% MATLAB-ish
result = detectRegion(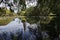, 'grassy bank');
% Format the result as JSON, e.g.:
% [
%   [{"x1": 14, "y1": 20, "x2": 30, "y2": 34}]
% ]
[
  {"x1": 0, "y1": 17, "x2": 13, "y2": 25},
  {"x1": 0, "y1": 16, "x2": 26, "y2": 25}
]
